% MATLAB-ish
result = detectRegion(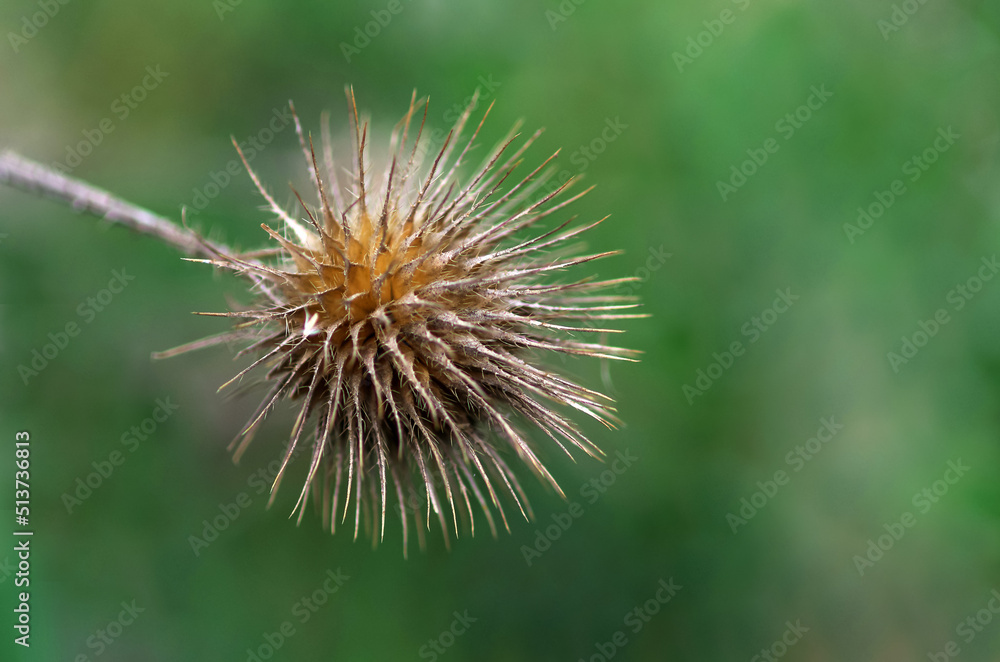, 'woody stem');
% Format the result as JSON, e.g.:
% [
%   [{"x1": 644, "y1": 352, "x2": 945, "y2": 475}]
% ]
[{"x1": 0, "y1": 150, "x2": 228, "y2": 257}]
